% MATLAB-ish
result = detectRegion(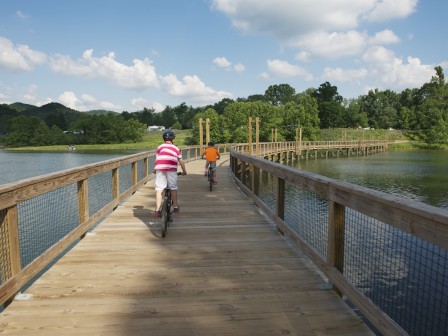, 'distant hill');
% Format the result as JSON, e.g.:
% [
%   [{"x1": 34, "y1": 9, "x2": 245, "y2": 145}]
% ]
[
  {"x1": 9, "y1": 102, "x2": 37, "y2": 112},
  {"x1": 86, "y1": 109, "x2": 120, "y2": 116}
]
